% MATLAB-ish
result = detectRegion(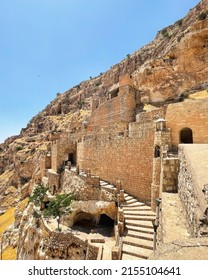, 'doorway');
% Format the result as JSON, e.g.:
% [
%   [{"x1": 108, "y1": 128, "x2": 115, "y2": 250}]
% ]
[{"x1": 180, "y1": 128, "x2": 193, "y2": 143}]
